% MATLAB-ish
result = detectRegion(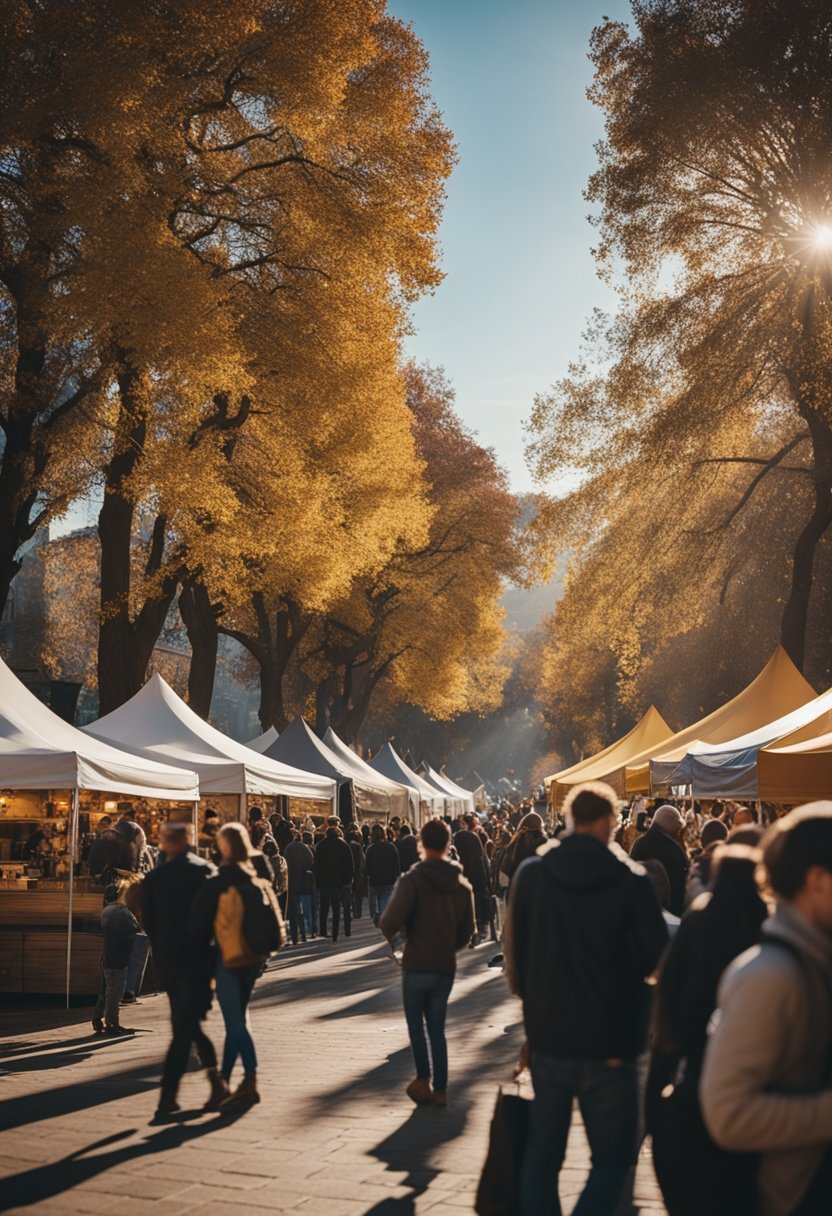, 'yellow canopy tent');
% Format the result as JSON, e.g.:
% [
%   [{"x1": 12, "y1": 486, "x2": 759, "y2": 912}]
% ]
[
  {"x1": 758, "y1": 696, "x2": 832, "y2": 803},
  {"x1": 546, "y1": 705, "x2": 672, "y2": 808},
  {"x1": 622, "y1": 646, "x2": 817, "y2": 795}
]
